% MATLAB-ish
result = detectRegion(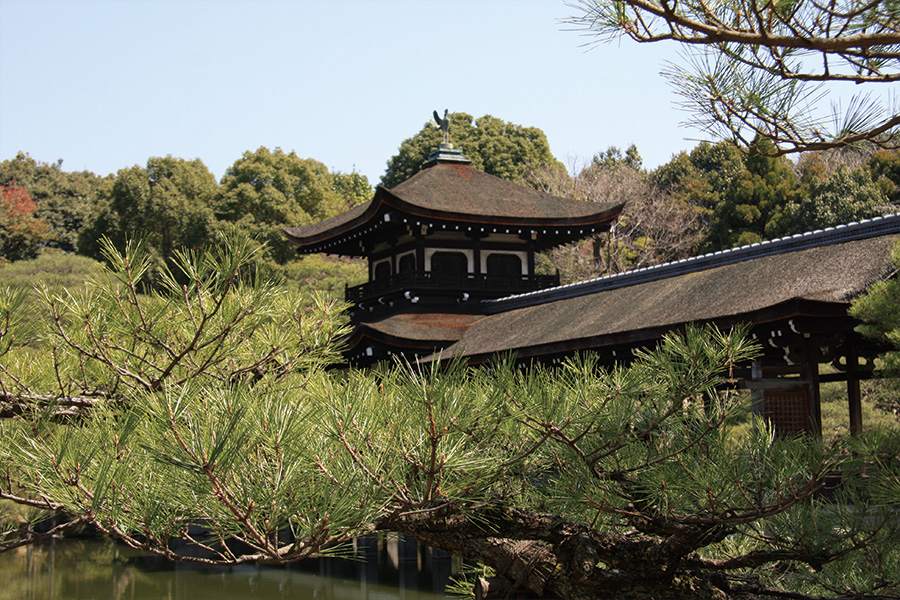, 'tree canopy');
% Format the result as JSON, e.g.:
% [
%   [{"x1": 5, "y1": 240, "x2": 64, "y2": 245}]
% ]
[
  {"x1": 381, "y1": 113, "x2": 566, "y2": 188},
  {"x1": 78, "y1": 156, "x2": 219, "y2": 275},
  {"x1": 1, "y1": 240, "x2": 898, "y2": 600},
  {"x1": 850, "y1": 240, "x2": 900, "y2": 380},
  {"x1": 650, "y1": 142, "x2": 898, "y2": 252},
  {"x1": 703, "y1": 139, "x2": 803, "y2": 249},
  {"x1": 567, "y1": 1, "x2": 900, "y2": 155},
  {"x1": 215, "y1": 147, "x2": 364, "y2": 264},
  {"x1": 791, "y1": 164, "x2": 887, "y2": 232},
  {"x1": 0, "y1": 152, "x2": 109, "y2": 253}
]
